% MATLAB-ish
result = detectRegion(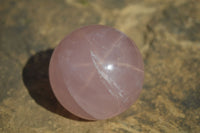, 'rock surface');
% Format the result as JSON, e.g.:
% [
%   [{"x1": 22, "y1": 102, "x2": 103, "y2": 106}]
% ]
[{"x1": 0, "y1": 0, "x2": 199, "y2": 132}]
